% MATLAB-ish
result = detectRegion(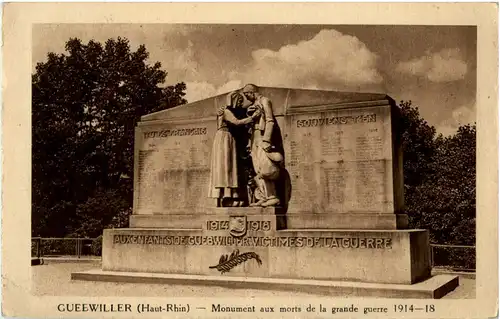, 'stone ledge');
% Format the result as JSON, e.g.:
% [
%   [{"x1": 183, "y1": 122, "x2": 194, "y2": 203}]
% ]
[
  {"x1": 71, "y1": 270, "x2": 459, "y2": 299},
  {"x1": 130, "y1": 214, "x2": 204, "y2": 229},
  {"x1": 205, "y1": 207, "x2": 285, "y2": 215},
  {"x1": 130, "y1": 211, "x2": 406, "y2": 230},
  {"x1": 130, "y1": 209, "x2": 287, "y2": 230},
  {"x1": 285, "y1": 213, "x2": 408, "y2": 230}
]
